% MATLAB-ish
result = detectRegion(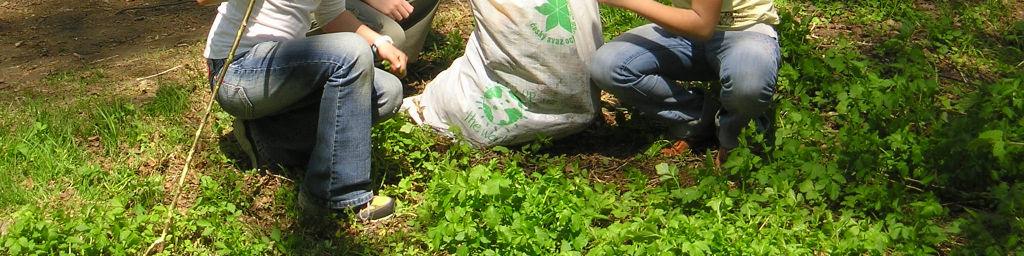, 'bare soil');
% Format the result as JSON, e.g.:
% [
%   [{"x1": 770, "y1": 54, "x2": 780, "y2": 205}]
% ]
[{"x1": 0, "y1": 0, "x2": 214, "y2": 92}]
